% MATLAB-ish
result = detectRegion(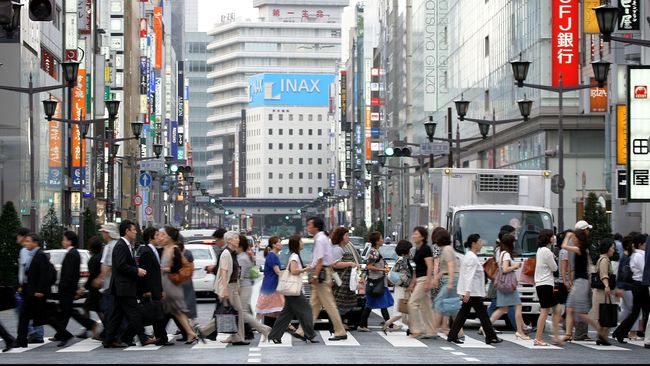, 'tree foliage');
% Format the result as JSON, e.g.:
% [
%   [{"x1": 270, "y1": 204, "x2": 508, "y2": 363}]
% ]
[
  {"x1": 582, "y1": 192, "x2": 614, "y2": 264},
  {"x1": 0, "y1": 201, "x2": 22, "y2": 286},
  {"x1": 83, "y1": 208, "x2": 99, "y2": 248},
  {"x1": 352, "y1": 222, "x2": 369, "y2": 241},
  {"x1": 40, "y1": 204, "x2": 63, "y2": 250}
]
